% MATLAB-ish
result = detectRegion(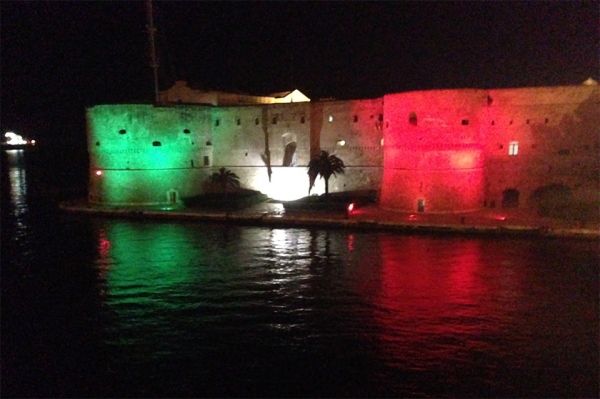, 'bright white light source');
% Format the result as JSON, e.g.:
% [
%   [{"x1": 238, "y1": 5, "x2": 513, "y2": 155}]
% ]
[
  {"x1": 328, "y1": 115, "x2": 333, "y2": 122},
  {"x1": 5, "y1": 132, "x2": 27, "y2": 145},
  {"x1": 336, "y1": 140, "x2": 345, "y2": 146},
  {"x1": 95, "y1": 170, "x2": 103, "y2": 176}
]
